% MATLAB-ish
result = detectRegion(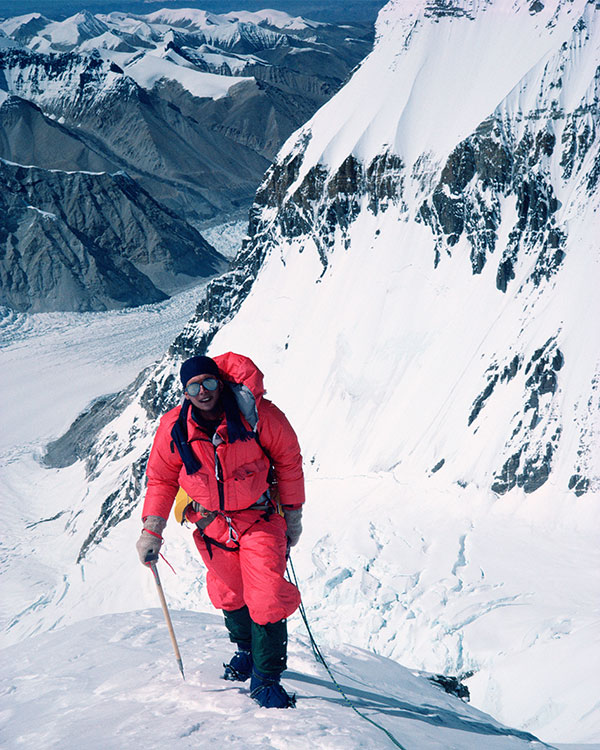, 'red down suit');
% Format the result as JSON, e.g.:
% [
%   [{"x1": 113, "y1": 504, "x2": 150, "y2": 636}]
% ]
[{"x1": 142, "y1": 352, "x2": 305, "y2": 624}]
